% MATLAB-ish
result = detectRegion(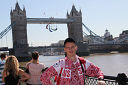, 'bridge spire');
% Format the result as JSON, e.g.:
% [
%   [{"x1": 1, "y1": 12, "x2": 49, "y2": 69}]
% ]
[
  {"x1": 66, "y1": 11, "x2": 69, "y2": 17},
  {"x1": 10, "y1": 9, "x2": 13, "y2": 16},
  {"x1": 23, "y1": 5, "x2": 26, "y2": 16},
  {"x1": 15, "y1": 2, "x2": 21, "y2": 11},
  {"x1": 70, "y1": 5, "x2": 82, "y2": 16},
  {"x1": 79, "y1": 9, "x2": 82, "y2": 16},
  {"x1": 70, "y1": 5, "x2": 77, "y2": 16}
]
